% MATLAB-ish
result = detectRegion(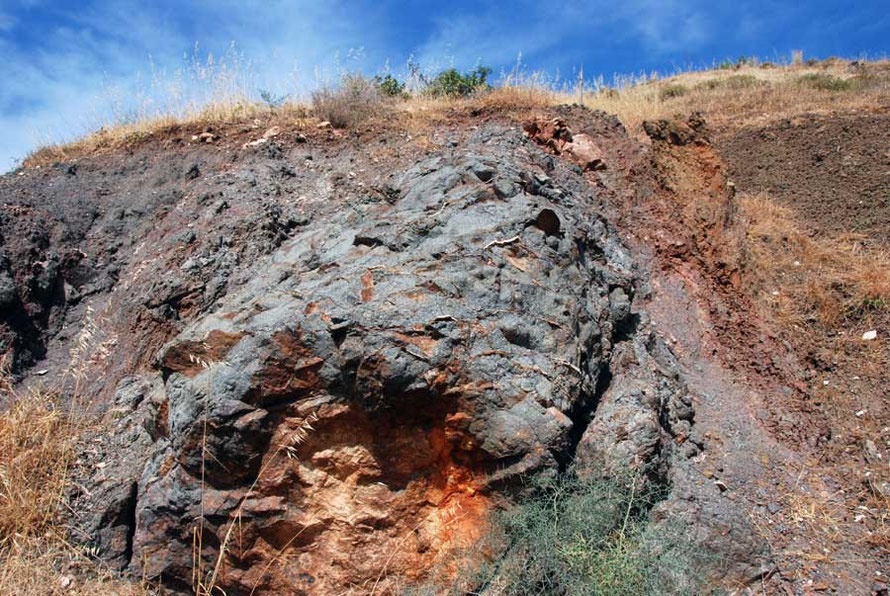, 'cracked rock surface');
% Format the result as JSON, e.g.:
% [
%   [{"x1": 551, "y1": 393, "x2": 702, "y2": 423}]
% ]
[{"x1": 3, "y1": 113, "x2": 768, "y2": 594}]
